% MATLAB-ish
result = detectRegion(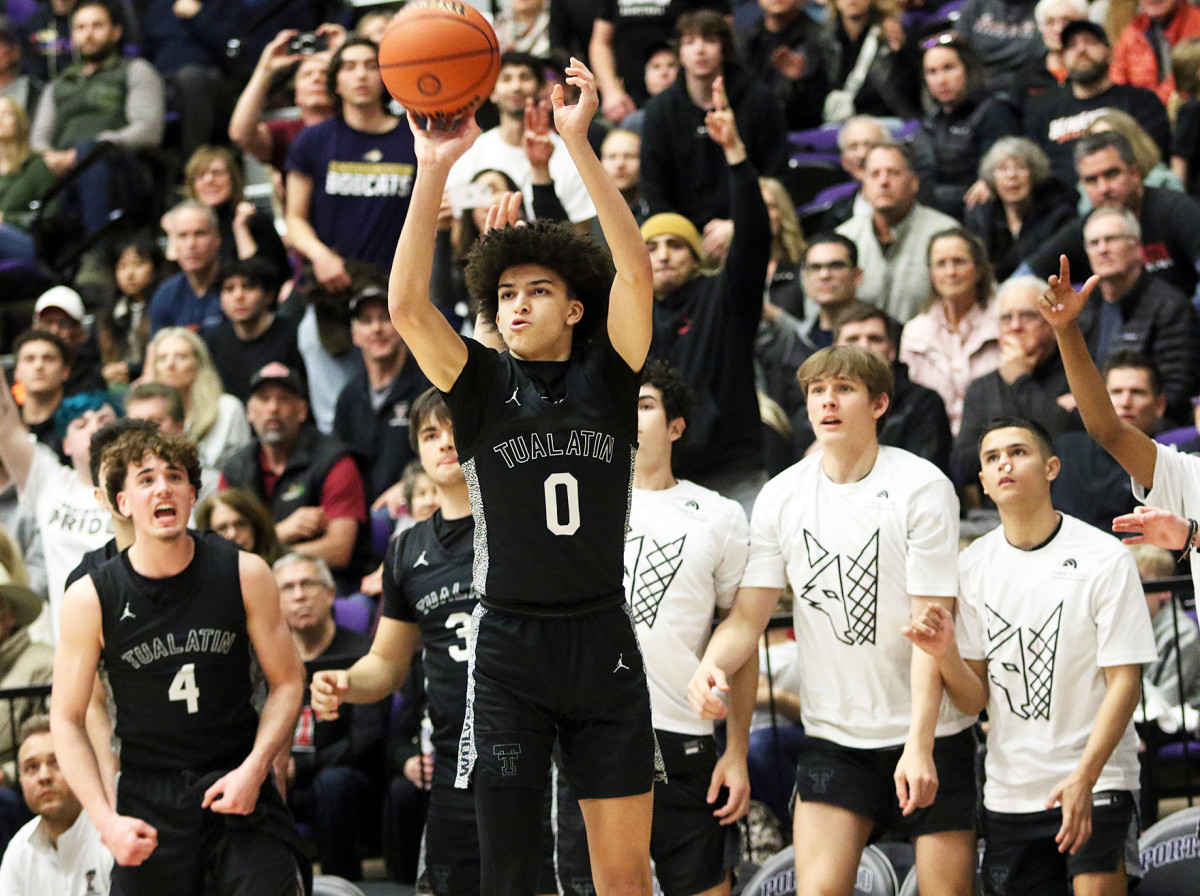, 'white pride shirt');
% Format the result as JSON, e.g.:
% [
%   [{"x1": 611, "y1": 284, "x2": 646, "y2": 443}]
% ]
[
  {"x1": 1133, "y1": 442, "x2": 1200, "y2": 600},
  {"x1": 21, "y1": 444, "x2": 114, "y2": 644},
  {"x1": 626, "y1": 480, "x2": 749, "y2": 735},
  {"x1": 742, "y1": 446, "x2": 972, "y2": 748},
  {"x1": 956, "y1": 514, "x2": 1157, "y2": 814}
]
